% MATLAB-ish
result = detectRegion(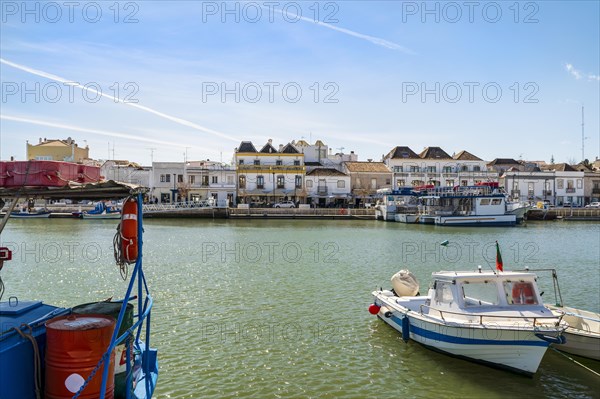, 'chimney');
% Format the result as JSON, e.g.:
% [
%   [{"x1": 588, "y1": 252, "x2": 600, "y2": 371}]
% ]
[
  {"x1": 279, "y1": 144, "x2": 284, "y2": 152},
  {"x1": 39, "y1": 137, "x2": 42, "y2": 143},
  {"x1": 268, "y1": 138, "x2": 273, "y2": 144},
  {"x1": 351, "y1": 151, "x2": 354, "y2": 154}
]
